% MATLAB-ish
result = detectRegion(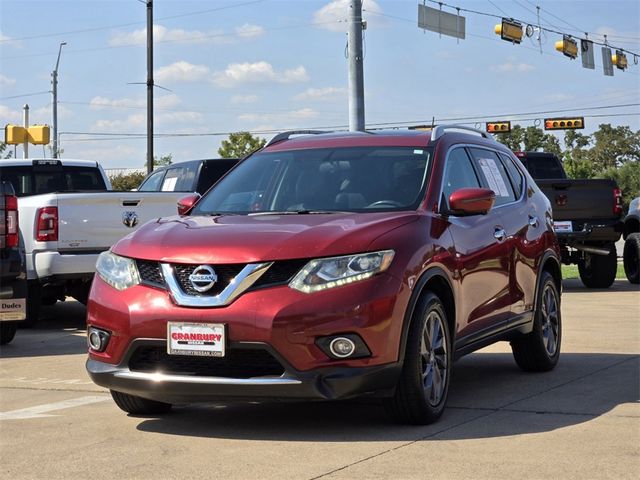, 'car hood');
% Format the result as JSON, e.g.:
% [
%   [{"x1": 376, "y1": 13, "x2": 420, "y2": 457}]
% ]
[{"x1": 112, "y1": 212, "x2": 419, "y2": 264}]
